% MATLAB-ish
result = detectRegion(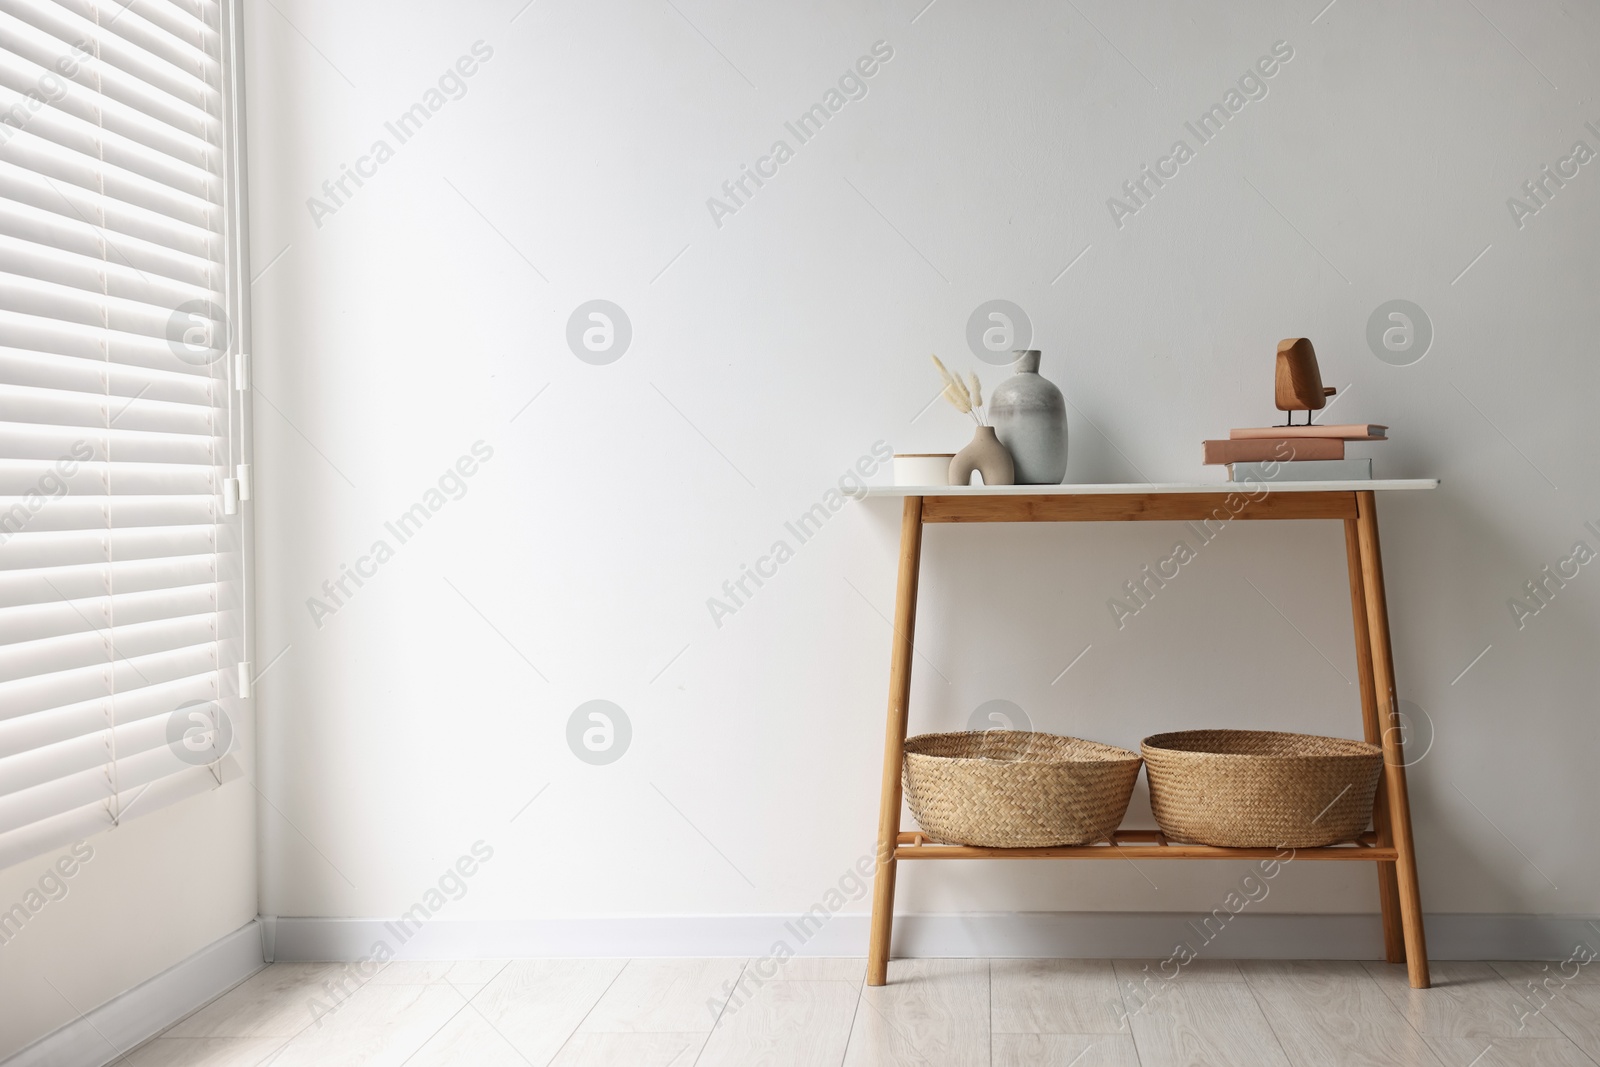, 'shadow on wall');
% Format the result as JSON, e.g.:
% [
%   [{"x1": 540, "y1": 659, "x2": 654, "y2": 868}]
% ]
[{"x1": 1388, "y1": 486, "x2": 1598, "y2": 916}]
